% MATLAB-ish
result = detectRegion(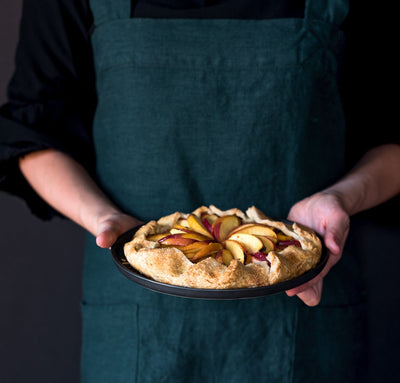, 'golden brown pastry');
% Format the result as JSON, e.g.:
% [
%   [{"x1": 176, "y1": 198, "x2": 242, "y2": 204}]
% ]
[{"x1": 123, "y1": 205, "x2": 322, "y2": 289}]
